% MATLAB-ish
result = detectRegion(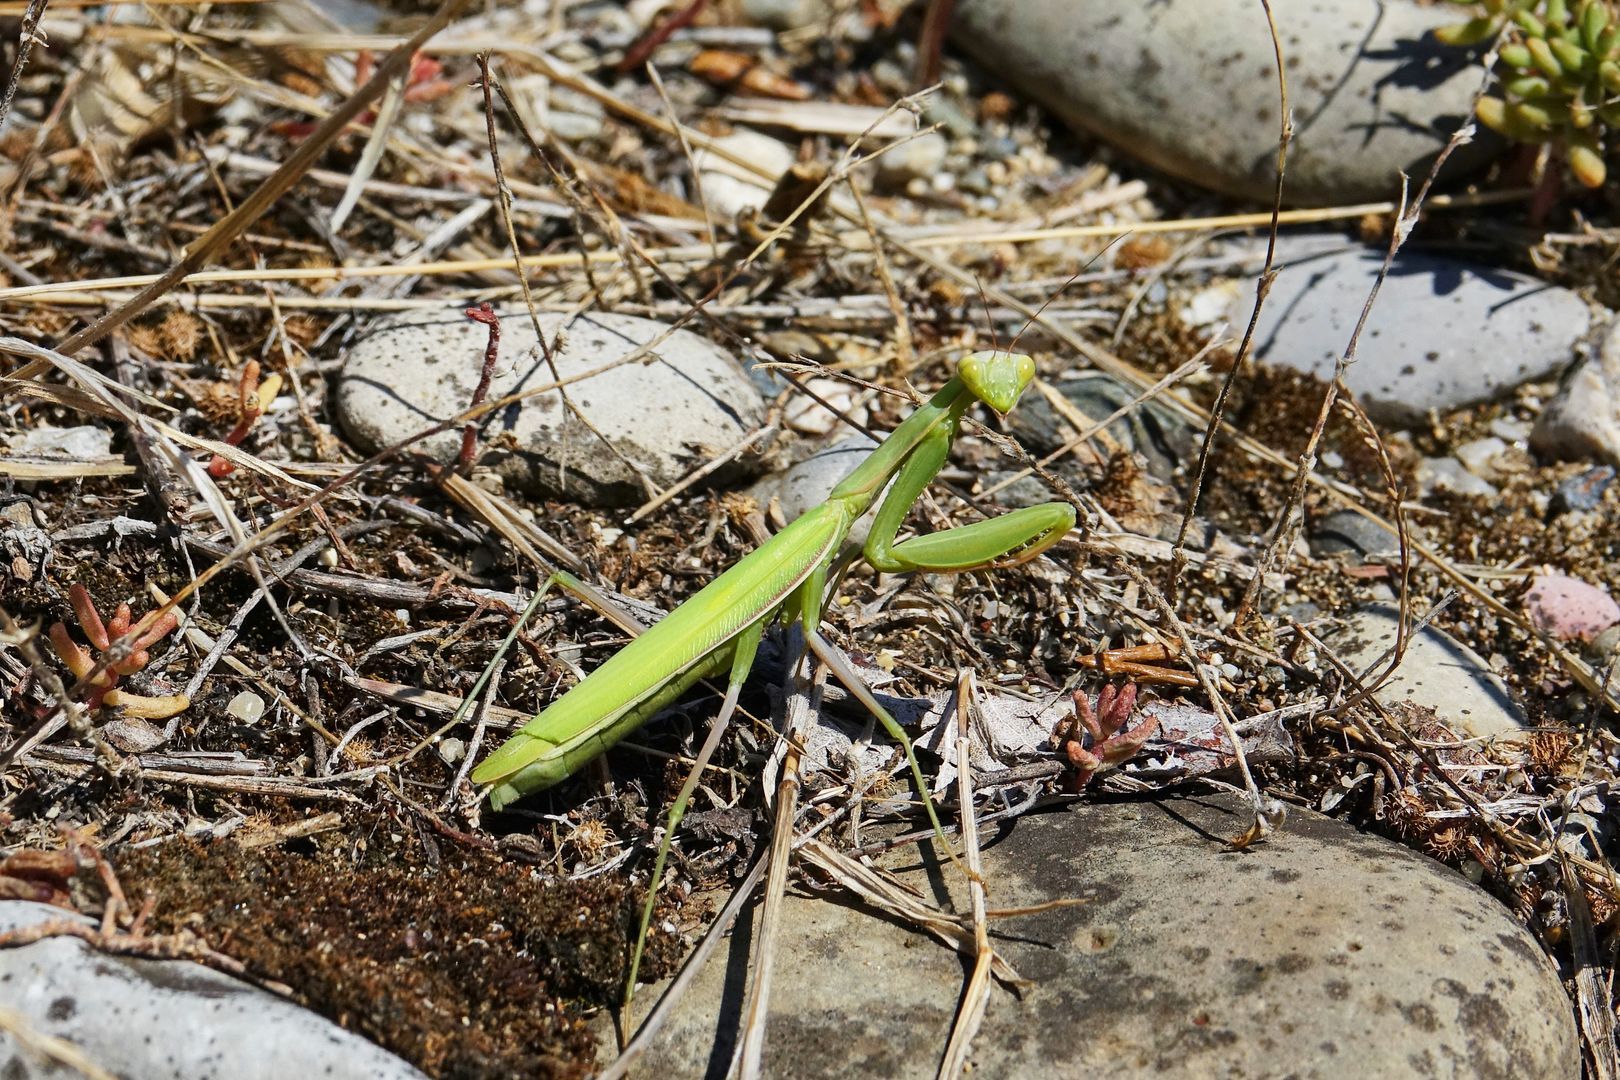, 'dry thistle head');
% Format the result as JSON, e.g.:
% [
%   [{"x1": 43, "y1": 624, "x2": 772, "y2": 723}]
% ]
[
  {"x1": 1425, "y1": 824, "x2": 1472, "y2": 861},
  {"x1": 1528, "y1": 727, "x2": 1581, "y2": 773},
  {"x1": 1382, "y1": 786, "x2": 1434, "y2": 839},
  {"x1": 157, "y1": 310, "x2": 203, "y2": 359},
  {"x1": 565, "y1": 816, "x2": 617, "y2": 864},
  {"x1": 719, "y1": 491, "x2": 760, "y2": 526},
  {"x1": 1437, "y1": 0, "x2": 1620, "y2": 186}
]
